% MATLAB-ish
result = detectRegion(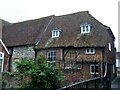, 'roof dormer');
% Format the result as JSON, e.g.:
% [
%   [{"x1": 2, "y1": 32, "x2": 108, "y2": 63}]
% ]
[
  {"x1": 51, "y1": 27, "x2": 61, "y2": 38},
  {"x1": 80, "y1": 23, "x2": 92, "y2": 34}
]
